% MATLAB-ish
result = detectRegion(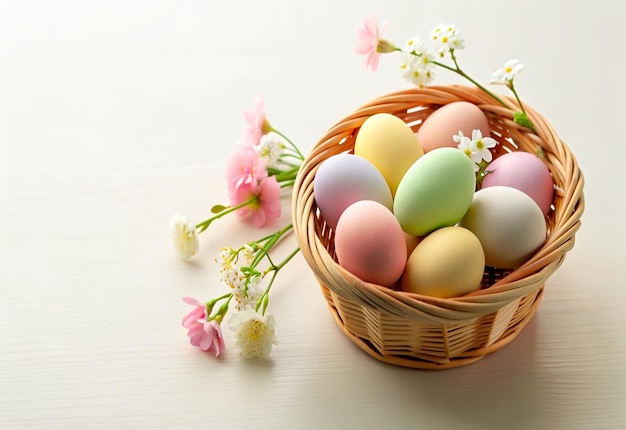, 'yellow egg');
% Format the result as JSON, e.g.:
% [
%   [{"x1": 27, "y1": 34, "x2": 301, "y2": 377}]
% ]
[
  {"x1": 354, "y1": 113, "x2": 423, "y2": 196},
  {"x1": 401, "y1": 226, "x2": 485, "y2": 299}
]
